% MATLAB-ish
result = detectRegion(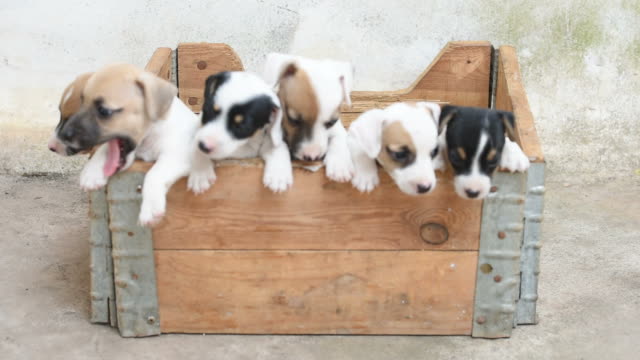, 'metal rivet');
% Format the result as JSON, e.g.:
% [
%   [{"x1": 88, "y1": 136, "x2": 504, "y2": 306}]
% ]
[
  {"x1": 480, "y1": 263, "x2": 493, "y2": 274},
  {"x1": 147, "y1": 316, "x2": 156, "y2": 325},
  {"x1": 197, "y1": 61, "x2": 207, "y2": 70},
  {"x1": 127, "y1": 232, "x2": 134, "y2": 237},
  {"x1": 420, "y1": 223, "x2": 449, "y2": 245},
  {"x1": 498, "y1": 231, "x2": 506, "y2": 239},
  {"x1": 188, "y1": 97, "x2": 199, "y2": 105},
  {"x1": 494, "y1": 275, "x2": 502, "y2": 283},
  {"x1": 490, "y1": 186, "x2": 498, "y2": 193},
  {"x1": 136, "y1": 185, "x2": 142, "y2": 193},
  {"x1": 476, "y1": 316, "x2": 486, "y2": 324}
]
